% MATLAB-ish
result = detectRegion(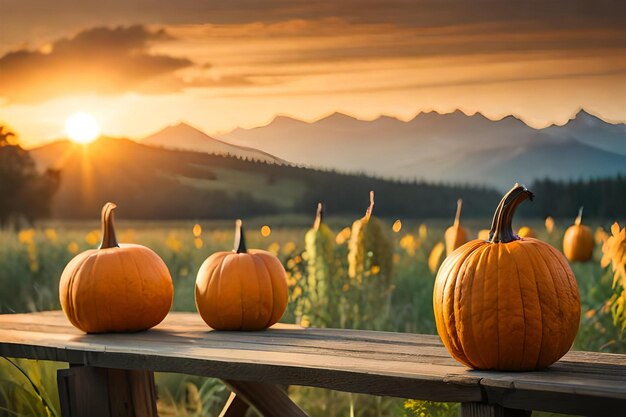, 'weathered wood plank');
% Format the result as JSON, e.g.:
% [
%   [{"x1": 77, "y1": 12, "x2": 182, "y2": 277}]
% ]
[{"x1": 2, "y1": 311, "x2": 626, "y2": 415}]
